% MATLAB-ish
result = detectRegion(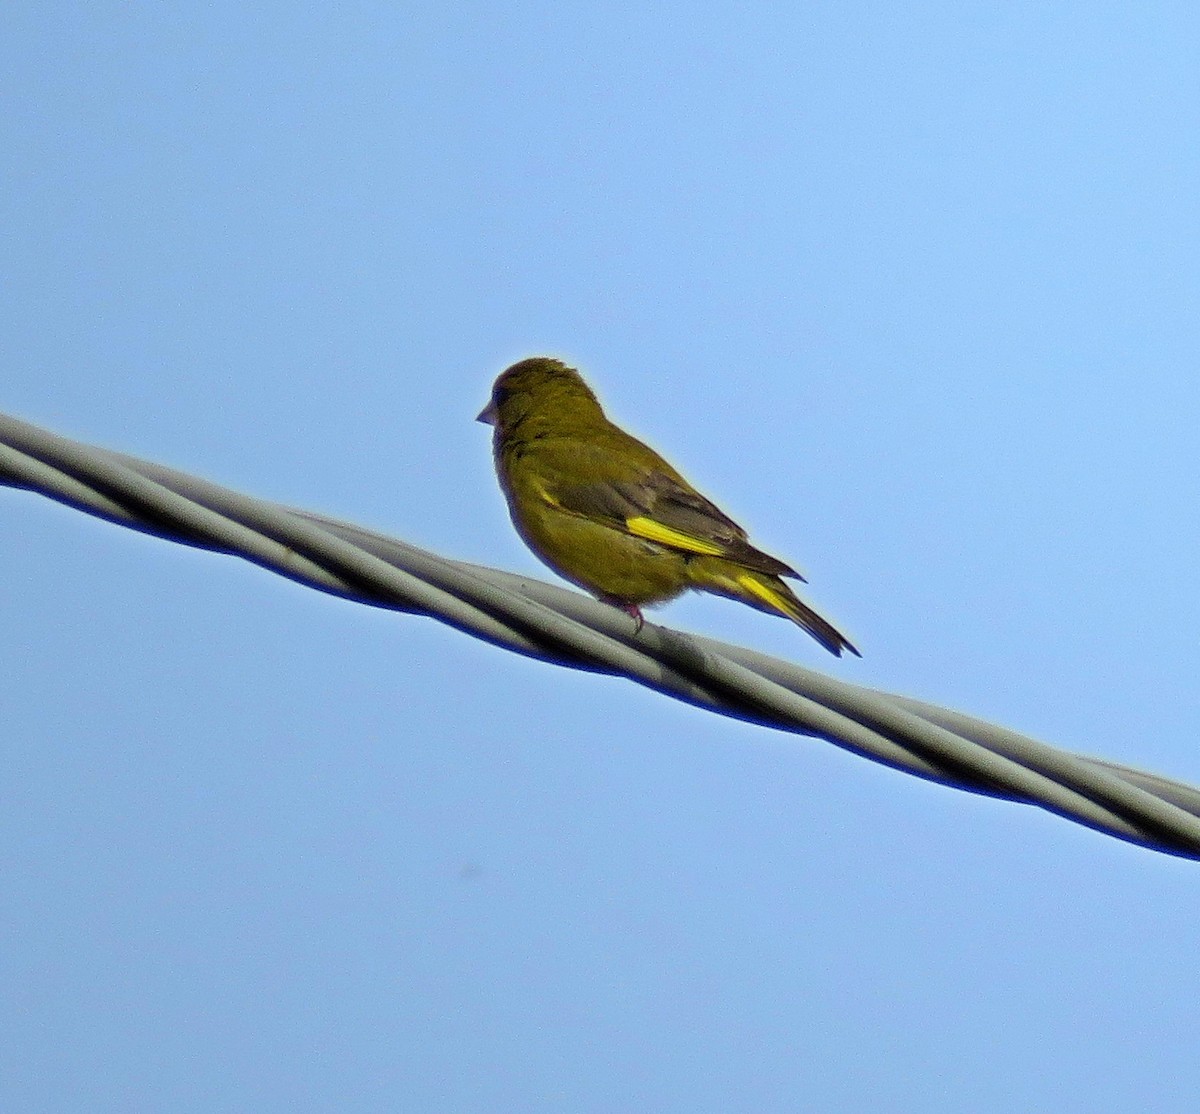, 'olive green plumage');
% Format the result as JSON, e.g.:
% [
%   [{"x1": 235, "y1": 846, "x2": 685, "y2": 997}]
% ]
[{"x1": 477, "y1": 357, "x2": 859, "y2": 657}]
